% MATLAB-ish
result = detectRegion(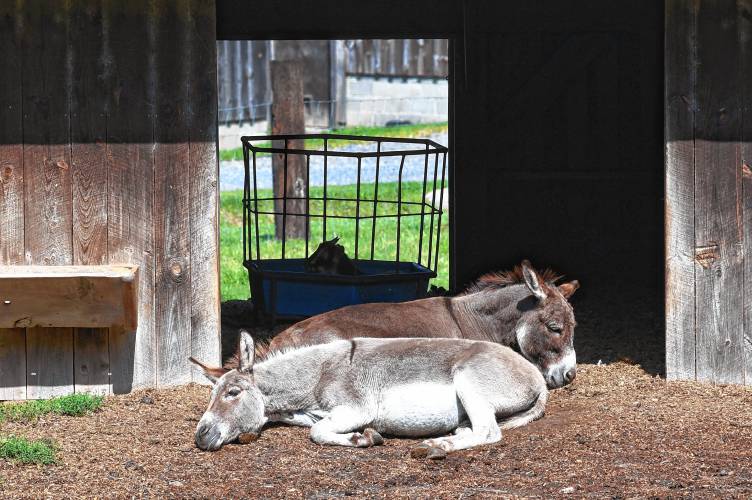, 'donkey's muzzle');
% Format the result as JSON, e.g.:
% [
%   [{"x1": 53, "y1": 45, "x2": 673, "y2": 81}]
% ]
[
  {"x1": 195, "y1": 422, "x2": 223, "y2": 451},
  {"x1": 563, "y1": 368, "x2": 576, "y2": 384}
]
